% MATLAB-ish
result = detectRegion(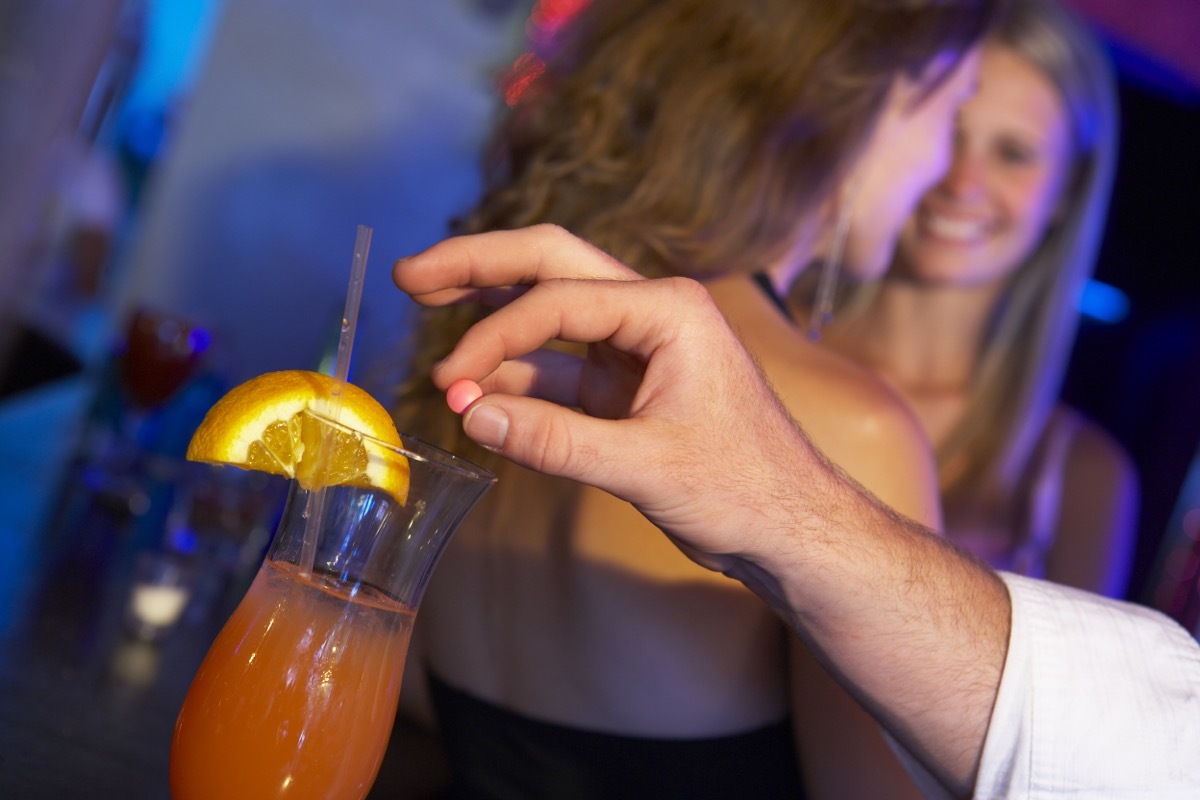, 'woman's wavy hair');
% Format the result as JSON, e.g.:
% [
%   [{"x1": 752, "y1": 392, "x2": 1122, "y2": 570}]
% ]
[
  {"x1": 831, "y1": 0, "x2": 1119, "y2": 509},
  {"x1": 395, "y1": 0, "x2": 1003, "y2": 451}
]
